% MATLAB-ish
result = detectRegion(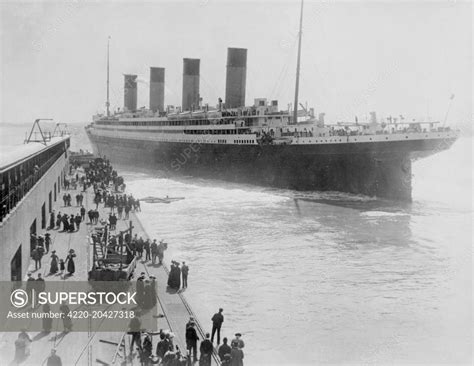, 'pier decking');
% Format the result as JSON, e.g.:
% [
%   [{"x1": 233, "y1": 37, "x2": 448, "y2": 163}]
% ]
[{"x1": 0, "y1": 165, "x2": 219, "y2": 365}]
